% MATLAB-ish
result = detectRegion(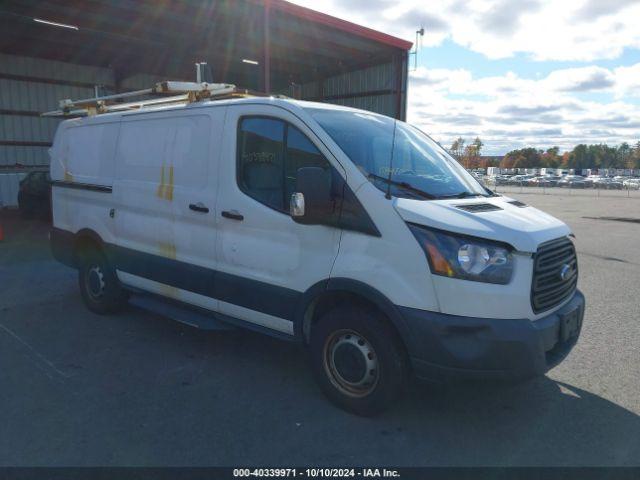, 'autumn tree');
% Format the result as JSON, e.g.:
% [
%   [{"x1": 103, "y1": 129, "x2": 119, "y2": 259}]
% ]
[
  {"x1": 453, "y1": 140, "x2": 639, "y2": 170},
  {"x1": 449, "y1": 137, "x2": 465, "y2": 162},
  {"x1": 501, "y1": 147, "x2": 541, "y2": 168},
  {"x1": 472, "y1": 137, "x2": 483, "y2": 156},
  {"x1": 540, "y1": 147, "x2": 561, "y2": 168}
]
